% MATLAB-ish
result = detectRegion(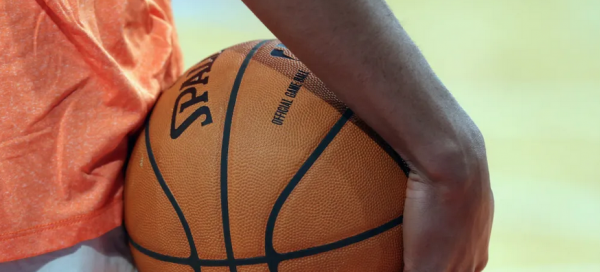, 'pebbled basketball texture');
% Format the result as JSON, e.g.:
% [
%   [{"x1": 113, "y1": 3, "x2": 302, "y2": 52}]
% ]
[{"x1": 124, "y1": 40, "x2": 409, "y2": 272}]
